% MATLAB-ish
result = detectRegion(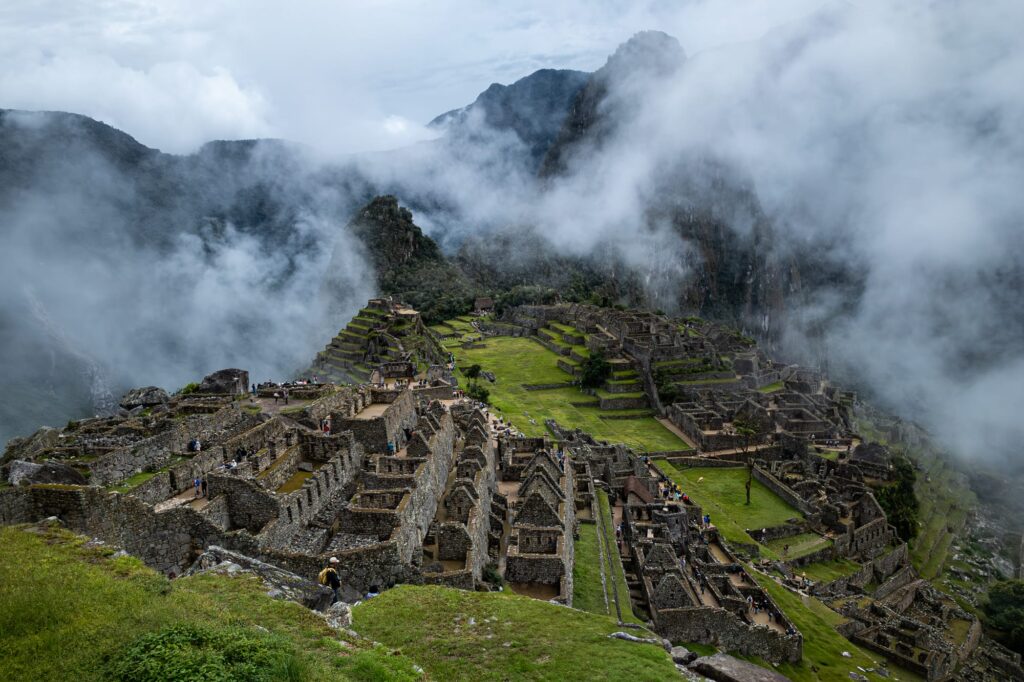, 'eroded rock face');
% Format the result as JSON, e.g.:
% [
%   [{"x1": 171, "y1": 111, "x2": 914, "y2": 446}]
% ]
[
  {"x1": 1, "y1": 426, "x2": 60, "y2": 465},
  {"x1": 689, "y1": 653, "x2": 793, "y2": 682},
  {"x1": 196, "y1": 369, "x2": 249, "y2": 395},
  {"x1": 119, "y1": 386, "x2": 170, "y2": 410},
  {"x1": 184, "y1": 545, "x2": 332, "y2": 611},
  {"x1": 4, "y1": 459, "x2": 87, "y2": 486}
]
